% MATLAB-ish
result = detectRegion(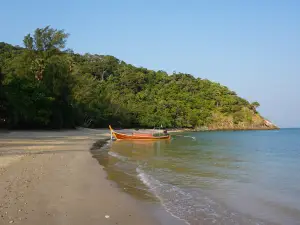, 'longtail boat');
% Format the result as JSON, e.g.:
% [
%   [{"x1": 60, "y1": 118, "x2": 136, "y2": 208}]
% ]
[{"x1": 109, "y1": 125, "x2": 171, "y2": 140}]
